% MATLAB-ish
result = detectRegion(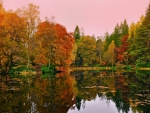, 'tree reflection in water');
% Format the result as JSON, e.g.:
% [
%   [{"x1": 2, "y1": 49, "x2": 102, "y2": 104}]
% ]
[
  {"x1": 0, "y1": 72, "x2": 76, "y2": 113},
  {"x1": 0, "y1": 70, "x2": 150, "y2": 113},
  {"x1": 71, "y1": 70, "x2": 150, "y2": 113}
]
